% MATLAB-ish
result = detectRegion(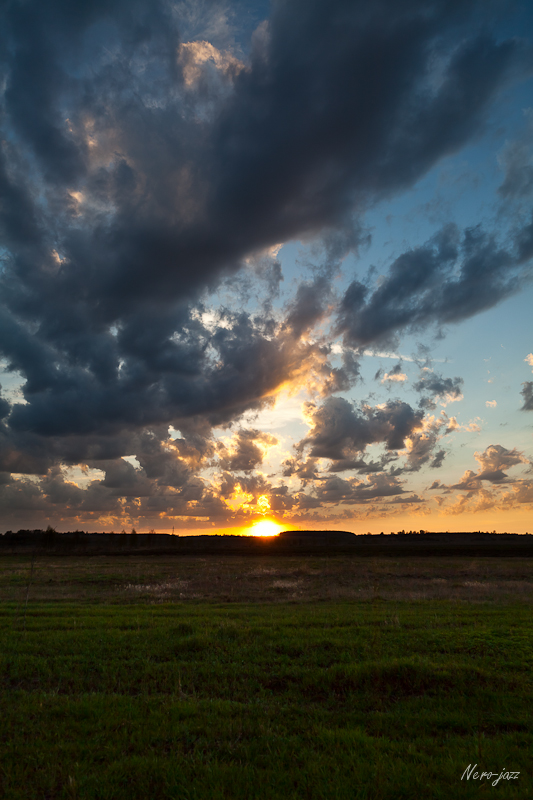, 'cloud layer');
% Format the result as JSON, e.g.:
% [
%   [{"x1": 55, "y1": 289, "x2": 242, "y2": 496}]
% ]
[{"x1": 0, "y1": 0, "x2": 532, "y2": 530}]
